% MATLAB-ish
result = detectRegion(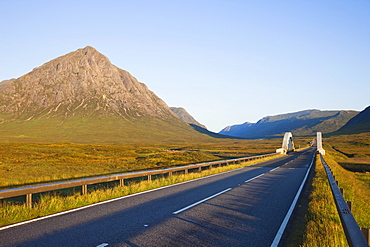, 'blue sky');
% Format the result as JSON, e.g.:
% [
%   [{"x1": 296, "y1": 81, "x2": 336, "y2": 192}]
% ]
[{"x1": 1, "y1": 0, "x2": 369, "y2": 132}]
